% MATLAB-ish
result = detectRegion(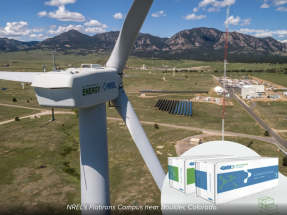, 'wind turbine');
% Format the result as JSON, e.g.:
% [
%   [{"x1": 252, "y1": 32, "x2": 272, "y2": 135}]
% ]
[{"x1": 0, "y1": 0, "x2": 165, "y2": 214}]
